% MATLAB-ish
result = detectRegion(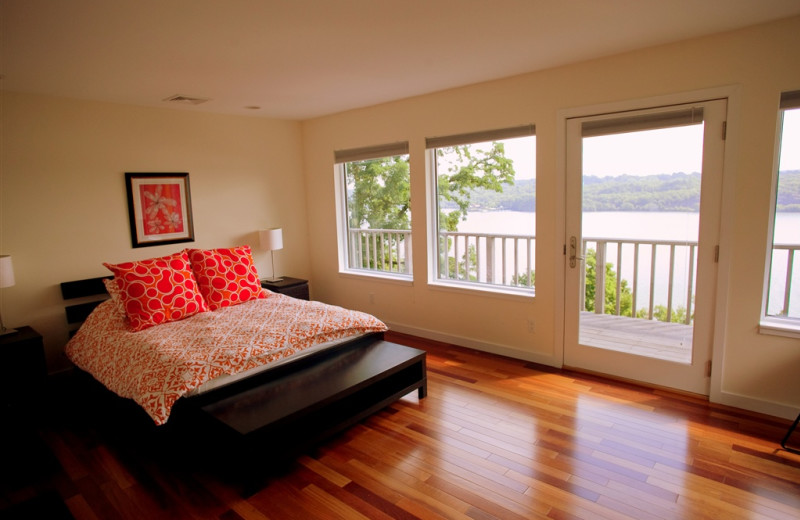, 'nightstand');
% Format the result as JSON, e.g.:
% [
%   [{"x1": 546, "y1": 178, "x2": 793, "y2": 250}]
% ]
[
  {"x1": 261, "y1": 277, "x2": 309, "y2": 300},
  {"x1": 0, "y1": 326, "x2": 46, "y2": 413}
]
